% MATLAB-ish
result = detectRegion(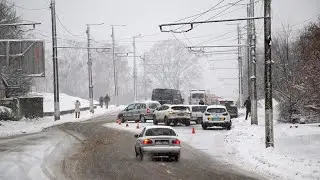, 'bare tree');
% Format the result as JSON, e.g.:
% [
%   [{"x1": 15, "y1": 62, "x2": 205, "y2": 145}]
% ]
[{"x1": 145, "y1": 40, "x2": 203, "y2": 93}]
